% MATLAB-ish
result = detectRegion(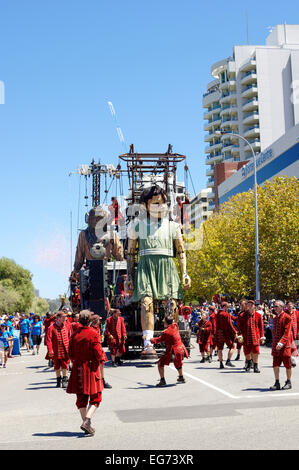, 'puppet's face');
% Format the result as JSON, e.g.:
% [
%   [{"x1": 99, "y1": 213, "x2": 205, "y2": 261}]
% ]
[{"x1": 147, "y1": 194, "x2": 168, "y2": 220}]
